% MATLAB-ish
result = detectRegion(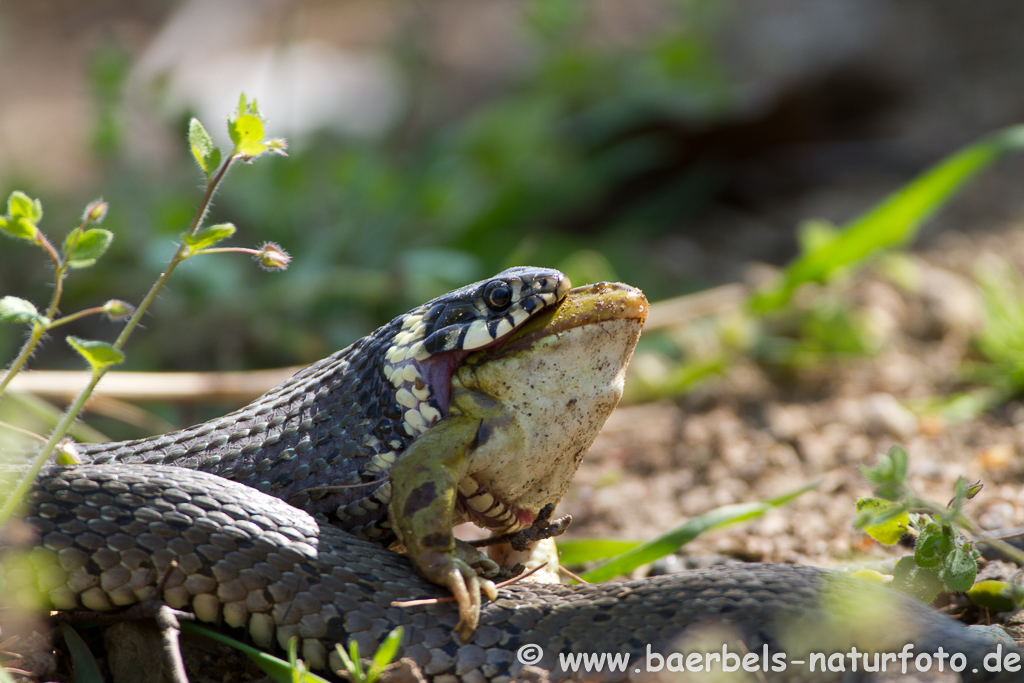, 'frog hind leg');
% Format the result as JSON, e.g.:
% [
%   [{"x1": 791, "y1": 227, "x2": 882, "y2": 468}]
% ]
[{"x1": 388, "y1": 415, "x2": 498, "y2": 640}]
